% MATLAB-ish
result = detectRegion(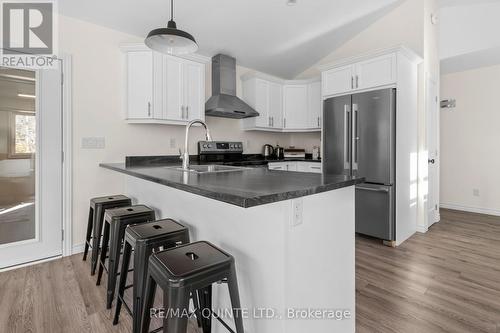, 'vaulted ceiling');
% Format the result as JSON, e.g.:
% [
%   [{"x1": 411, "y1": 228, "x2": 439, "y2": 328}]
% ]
[{"x1": 59, "y1": 0, "x2": 401, "y2": 78}]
